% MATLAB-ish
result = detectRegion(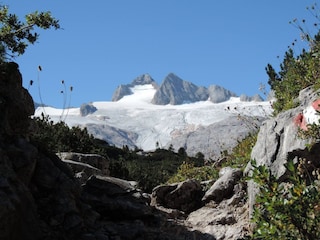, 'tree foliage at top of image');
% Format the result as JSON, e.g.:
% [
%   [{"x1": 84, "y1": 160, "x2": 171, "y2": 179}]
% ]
[
  {"x1": 266, "y1": 3, "x2": 320, "y2": 115},
  {"x1": 0, "y1": 5, "x2": 60, "y2": 60}
]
